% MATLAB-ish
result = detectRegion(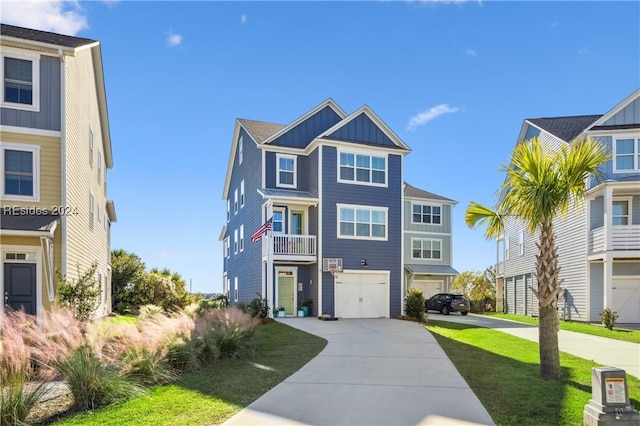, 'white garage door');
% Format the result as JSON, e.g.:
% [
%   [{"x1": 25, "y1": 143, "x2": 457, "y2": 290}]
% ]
[
  {"x1": 410, "y1": 280, "x2": 442, "y2": 299},
  {"x1": 335, "y1": 271, "x2": 389, "y2": 318},
  {"x1": 612, "y1": 278, "x2": 640, "y2": 324}
]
